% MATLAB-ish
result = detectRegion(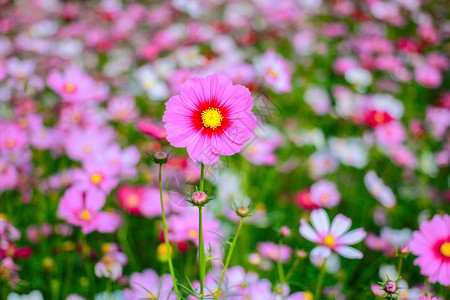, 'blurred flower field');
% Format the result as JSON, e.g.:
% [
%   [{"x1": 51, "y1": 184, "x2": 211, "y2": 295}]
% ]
[{"x1": 0, "y1": 0, "x2": 449, "y2": 299}]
